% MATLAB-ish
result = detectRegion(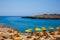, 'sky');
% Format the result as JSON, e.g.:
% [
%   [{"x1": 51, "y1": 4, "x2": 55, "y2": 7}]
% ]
[{"x1": 0, "y1": 0, "x2": 60, "y2": 16}]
